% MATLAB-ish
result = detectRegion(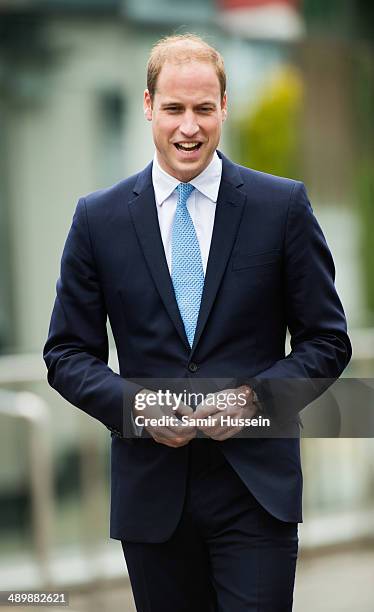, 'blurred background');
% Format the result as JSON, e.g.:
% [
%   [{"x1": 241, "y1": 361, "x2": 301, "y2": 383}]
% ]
[{"x1": 0, "y1": 0, "x2": 373, "y2": 610}]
